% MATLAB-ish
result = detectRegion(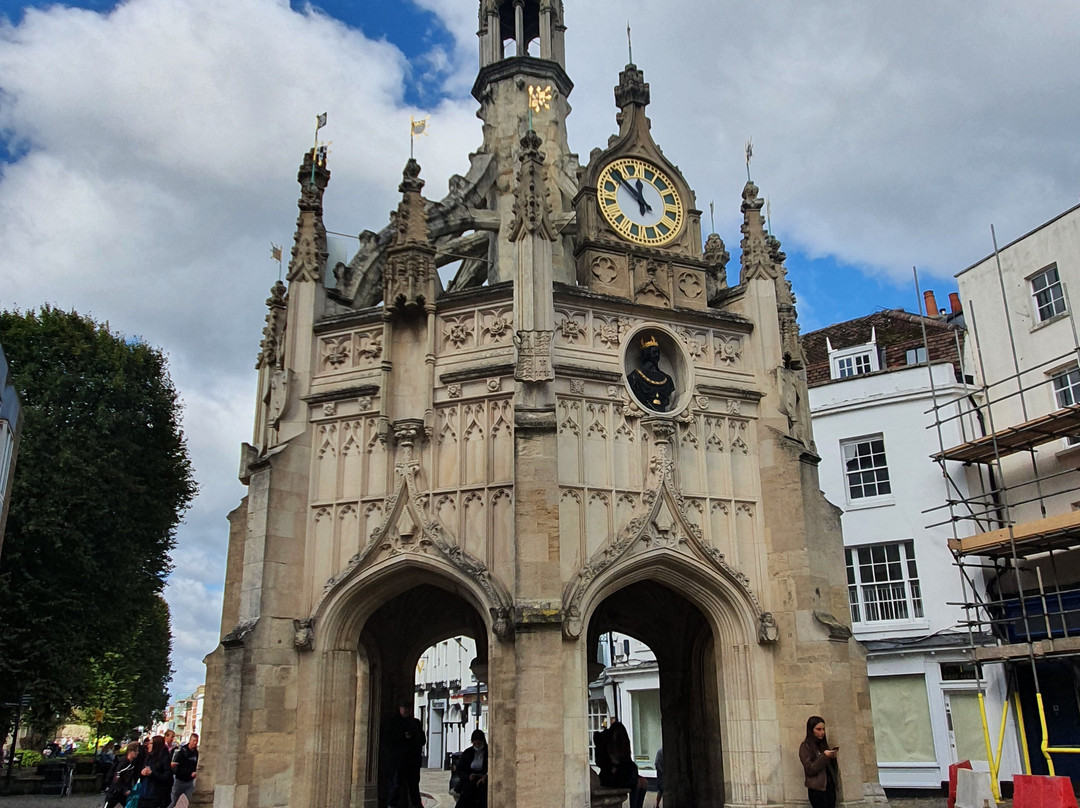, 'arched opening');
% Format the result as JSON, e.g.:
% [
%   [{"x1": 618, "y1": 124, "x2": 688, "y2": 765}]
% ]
[
  {"x1": 587, "y1": 579, "x2": 725, "y2": 808},
  {"x1": 497, "y1": 0, "x2": 541, "y2": 57},
  {"x1": 308, "y1": 578, "x2": 494, "y2": 808}
]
